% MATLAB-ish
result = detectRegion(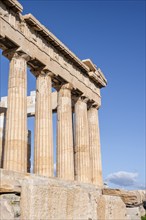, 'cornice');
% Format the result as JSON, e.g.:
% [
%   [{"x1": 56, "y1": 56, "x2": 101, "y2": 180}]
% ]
[{"x1": 1, "y1": 0, "x2": 23, "y2": 13}]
